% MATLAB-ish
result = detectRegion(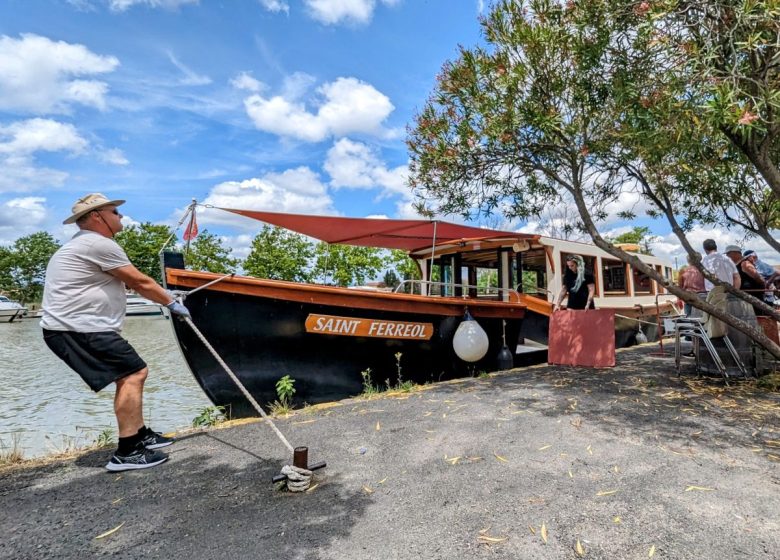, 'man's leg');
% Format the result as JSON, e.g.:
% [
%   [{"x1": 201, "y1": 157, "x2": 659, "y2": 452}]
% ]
[{"x1": 114, "y1": 367, "x2": 148, "y2": 437}]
